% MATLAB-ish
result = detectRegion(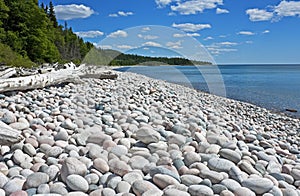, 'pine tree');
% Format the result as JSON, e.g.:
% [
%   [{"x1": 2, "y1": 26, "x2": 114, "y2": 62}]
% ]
[{"x1": 48, "y1": 1, "x2": 58, "y2": 28}]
